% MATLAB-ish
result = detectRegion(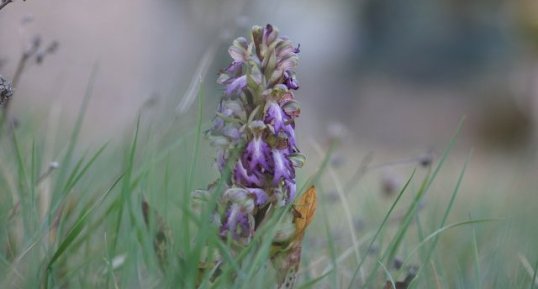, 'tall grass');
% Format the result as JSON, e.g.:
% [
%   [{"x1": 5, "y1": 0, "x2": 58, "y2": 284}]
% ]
[{"x1": 0, "y1": 78, "x2": 537, "y2": 289}]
